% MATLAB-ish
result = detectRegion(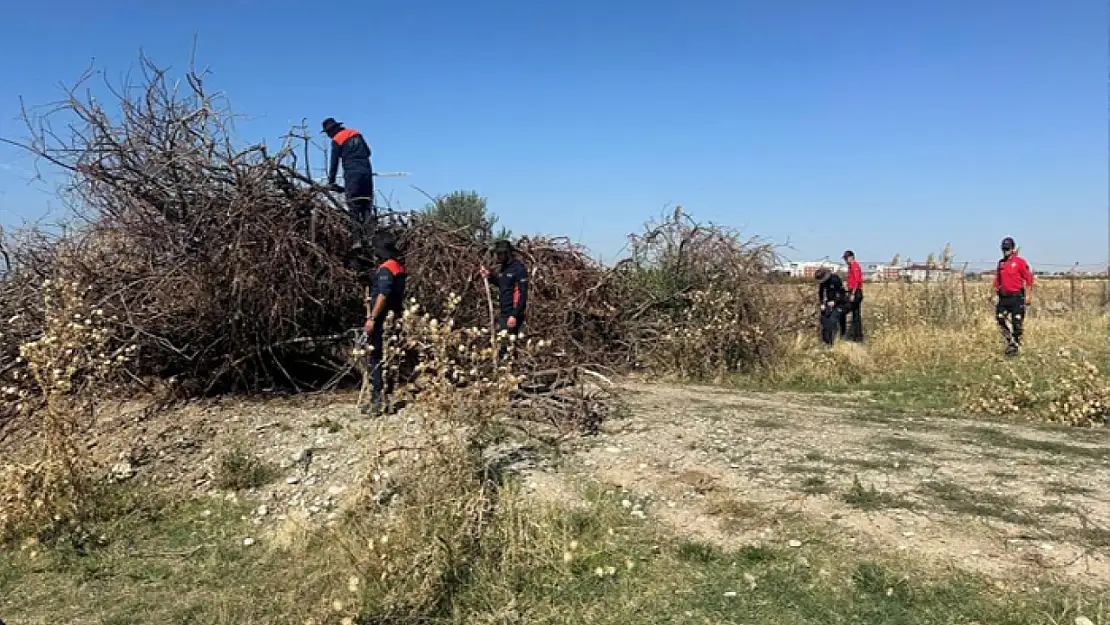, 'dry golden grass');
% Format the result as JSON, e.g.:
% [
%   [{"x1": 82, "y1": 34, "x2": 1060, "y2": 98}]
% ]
[{"x1": 762, "y1": 278, "x2": 1109, "y2": 425}]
